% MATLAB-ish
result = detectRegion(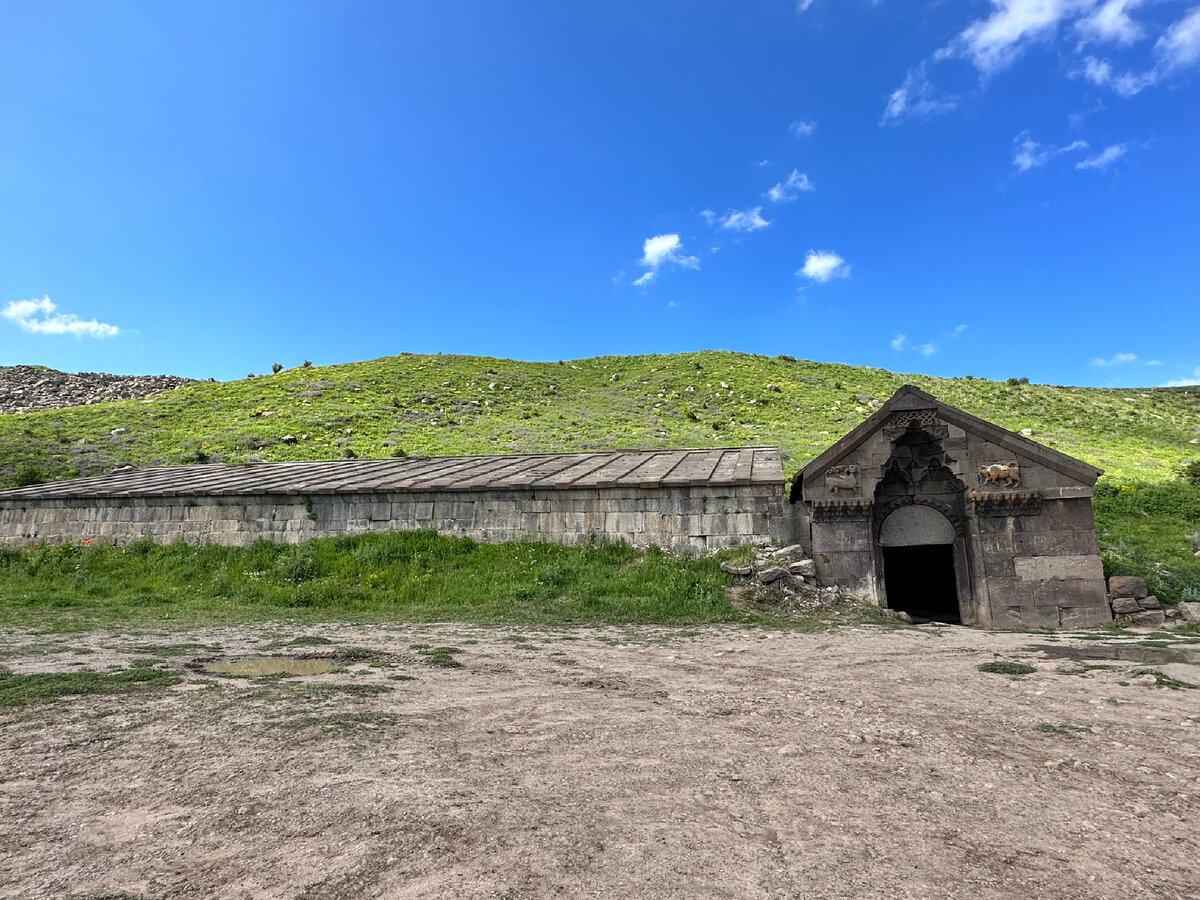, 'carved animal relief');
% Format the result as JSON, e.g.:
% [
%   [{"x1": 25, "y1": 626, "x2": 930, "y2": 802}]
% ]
[
  {"x1": 978, "y1": 462, "x2": 1022, "y2": 489},
  {"x1": 824, "y1": 465, "x2": 859, "y2": 494}
]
